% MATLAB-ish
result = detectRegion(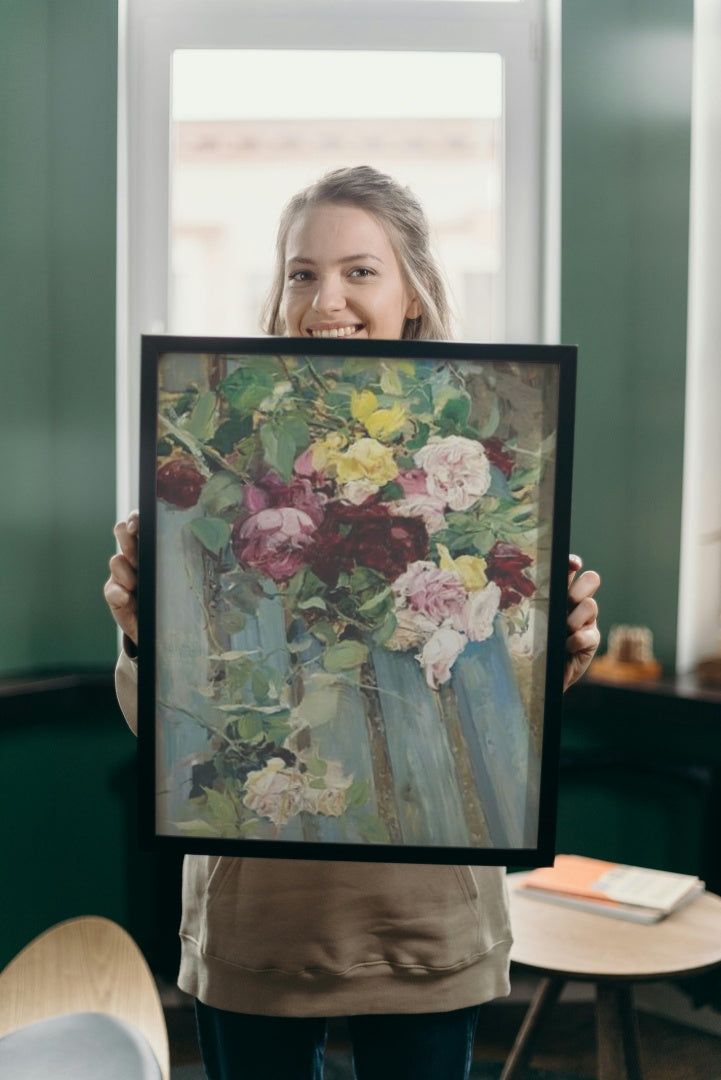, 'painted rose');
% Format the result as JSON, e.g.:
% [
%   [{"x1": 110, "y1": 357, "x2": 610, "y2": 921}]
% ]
[
  {"x1": 396, "y1": 468, "x2": 429, "y2": 496},
  {"x1": 482, "y1": 437, "x2": 515, "y2": 479},
  {"x1": 413, "y1": 435, "x2": 491, "y2": 511},
  {"x1": 157, "y1": 458, "x2": 205, "y2": 508},
  {"x1": 242, "y1": 759, "x2": 307, "y2": 827},
  {"x1": 437, "y1": 544, "x2": 488, "y2": 591},
  {"x1": 351, "y1": 390, "x2": 406, "y2": 440},
  {"x1": 309, "y1": 502, "x2": 428, "y2": 586},
  {"x1": 460, "y1": 582, "x2": 501, "y2": 642},
  {"x1": 243, "y1": 472, "x2": 326, "y2": 526},
  {"x1": 300, "y1": 760, "x2": 353, "y2": 817},
  {"x1": 392, "y1": 561, "x2": 467, "y2": 626},
  {"x1": 384, "y1": 606, "x2": 438, "y2": 652},
  {"x1": 390, "y1": 493, "x2": 446, "y2": 535},
  {"x1": 418, "y1": 626, "x2": 468, "y2": 689},
  {"x1": 232, "y1": 507, "x2": 316, "y2": 582},
  {"x1": 329, "y1": 438, "x2": 399, "y2": 489},
  {"x1": 485, "y1": 540, "x2": 536, "y2": 609}
]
